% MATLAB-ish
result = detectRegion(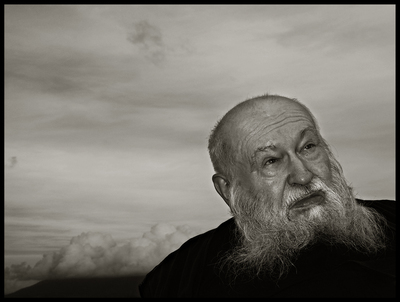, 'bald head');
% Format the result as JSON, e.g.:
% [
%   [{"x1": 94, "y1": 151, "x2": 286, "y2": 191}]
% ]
[{"x1": 208, "y1": 94, "x2": 320, "y2": 180}]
